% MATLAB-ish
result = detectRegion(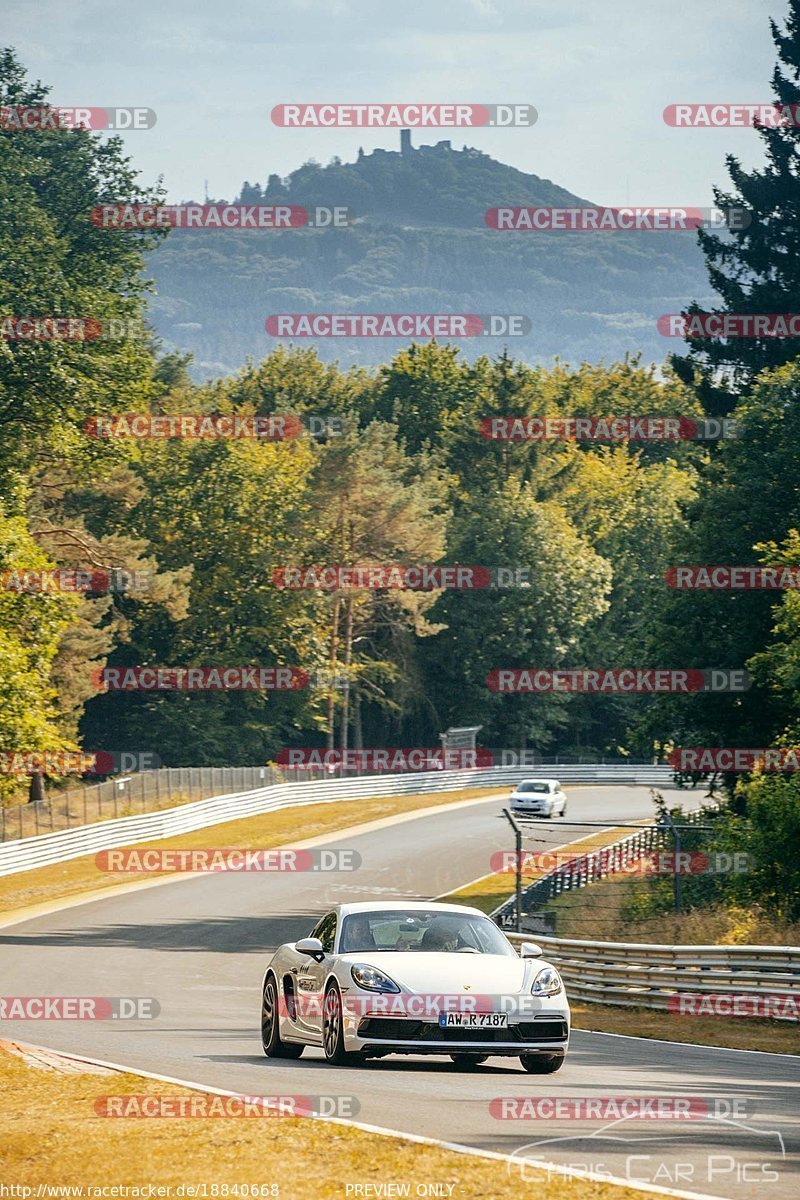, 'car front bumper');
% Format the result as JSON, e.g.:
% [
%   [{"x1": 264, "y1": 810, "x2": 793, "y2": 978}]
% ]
[{"x1": 347, "y1": 1013, "x2": 569, "y2": 1055}]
